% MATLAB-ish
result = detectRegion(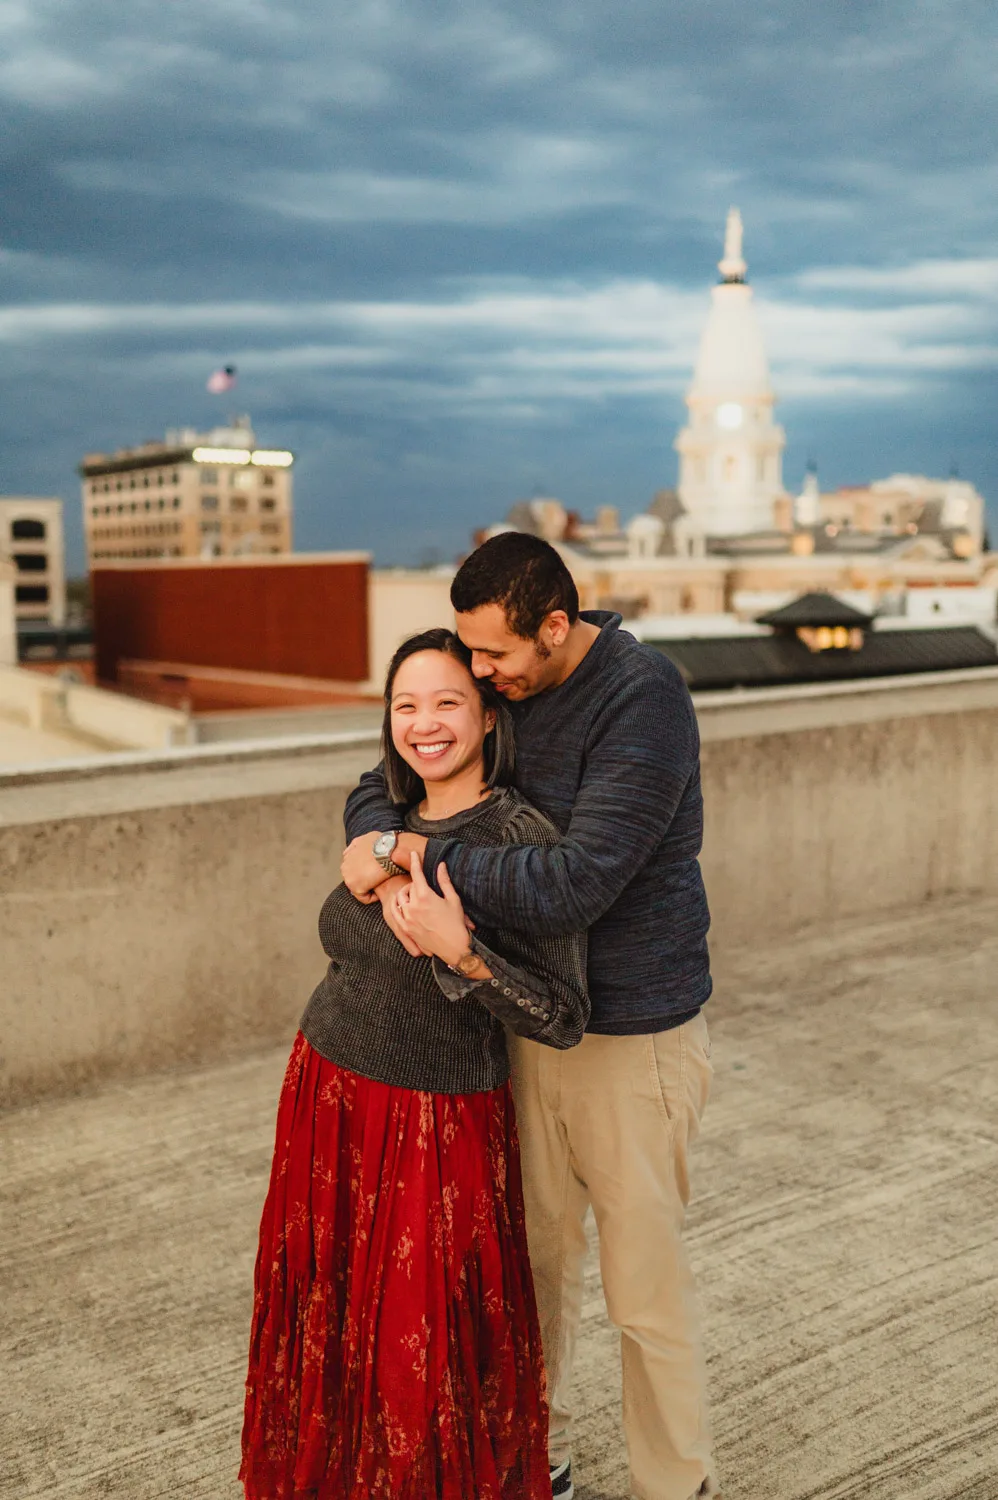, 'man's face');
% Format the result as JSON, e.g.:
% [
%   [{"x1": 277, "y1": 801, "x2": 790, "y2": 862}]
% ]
[{"x1": 455, "y1": 603, "x2": 567, "y2": 701}]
